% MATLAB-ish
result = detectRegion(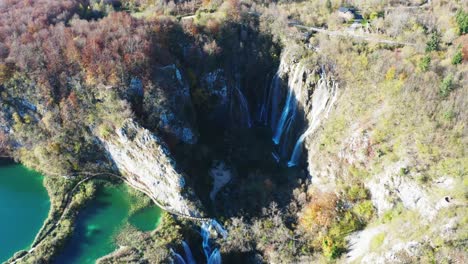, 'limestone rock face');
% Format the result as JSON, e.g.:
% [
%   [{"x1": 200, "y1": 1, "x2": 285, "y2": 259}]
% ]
[
  {"x1": 99, "y1": 119, "x2": 201, "y2": 217},
  {"x1": 143, "y1": 64, "x2": 198, "y2": 144}
]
